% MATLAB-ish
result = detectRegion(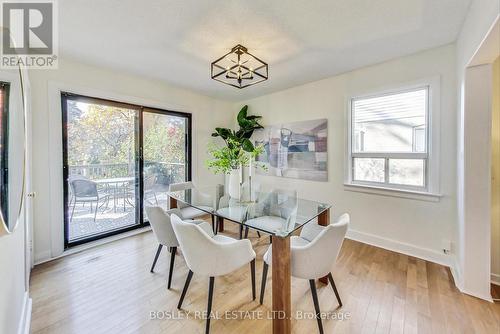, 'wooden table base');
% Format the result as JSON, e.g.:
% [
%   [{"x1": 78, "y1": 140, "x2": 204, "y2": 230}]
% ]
[
  {"x1": 217, "y1": 217, "x2": 224, "y2": 232},
  {"x1": 169, "y1": 196, "x2": 178, "y2": 210},
  {"x1": 272, "y1": 236, "x2": 291, "y2": 334}
]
